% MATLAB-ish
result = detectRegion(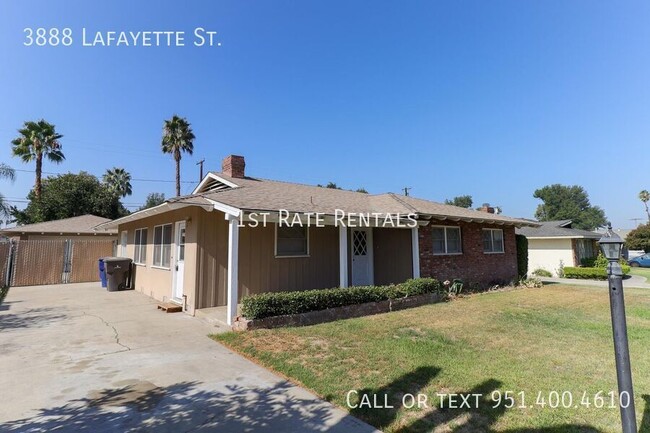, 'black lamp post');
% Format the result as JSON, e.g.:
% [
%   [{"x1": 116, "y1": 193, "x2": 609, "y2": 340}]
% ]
[{"x1": 599, "y1": 224, "x2": 637, "y2": 432}]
